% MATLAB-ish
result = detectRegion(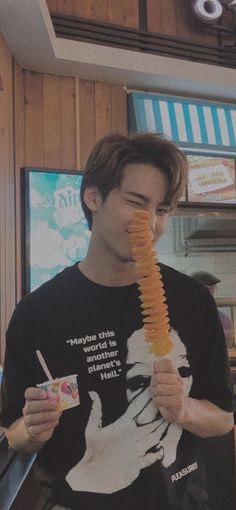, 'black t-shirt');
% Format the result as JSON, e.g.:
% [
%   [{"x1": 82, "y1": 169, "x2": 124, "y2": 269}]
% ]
[{"x1": 0, "y1": 263, "x2": 233, "y2": 510}]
